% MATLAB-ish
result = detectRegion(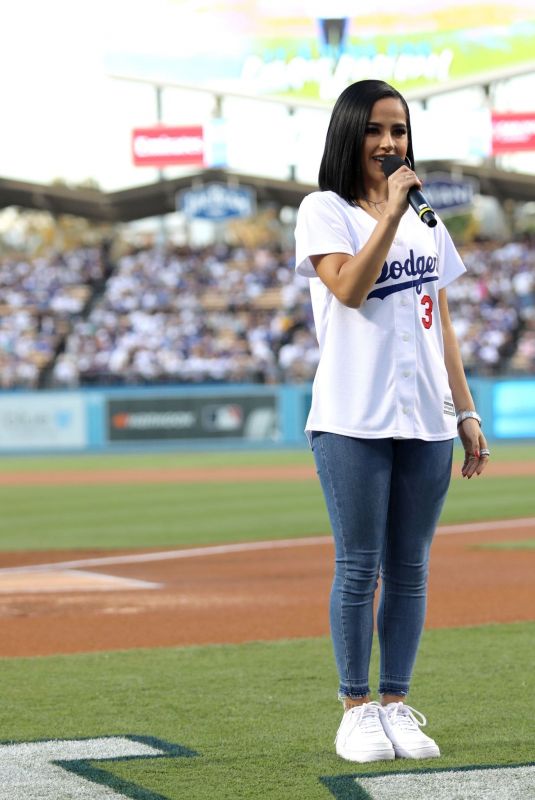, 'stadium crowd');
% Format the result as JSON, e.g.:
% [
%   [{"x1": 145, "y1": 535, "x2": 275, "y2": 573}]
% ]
[
  {"x1": 451, "y1": 240, "x2": 535, "y2": 374},
  {"x1": 49, "y1": 242, "x2": 319, "y2": 388},
  {"x1": 0, "y1": 247, "x2": 106, "y2": 389},
  {"x1": 1, "y1": 237, "x2": 534, "y2": 390}
]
